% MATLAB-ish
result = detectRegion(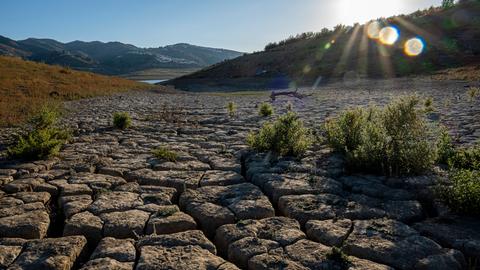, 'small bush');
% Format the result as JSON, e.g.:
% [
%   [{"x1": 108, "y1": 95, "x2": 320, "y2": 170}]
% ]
[
  {"x1": 247, "y1": 112, "x2": 312, "y2": 157},
  {"x1": 424, "y1": 97, "x2": 434, "y2": 112},
  {"x1": 258, "y1": 102, "x2": 274, "y2": 117},
  {"x1": 113, "y1": 112, "x2": 132, "y2": 129},
  {"x1": 440, "y1": 170, "x2": 480, "y2": 216},
  {"x1": 7, "y1": 106, "x2": 70, "y2": 160},
  {"x1": 227, "y1": 101, "x2": 236, "y2": 117},
  {"x1": 153, "y1": 147, "x2": 178, "y2": 162},
  {"x1": 467, "y1": 88, "x2": 479, "y2": 103},
  {"x1": 325, "y1": 96, "x2": 437, "y2": 176},
  {"x1": 448, "y1": 144, "x2": 480, "y2": 171},
  {"x1": 326, "y1": 247, "x2": 351, "y2": 269}
]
